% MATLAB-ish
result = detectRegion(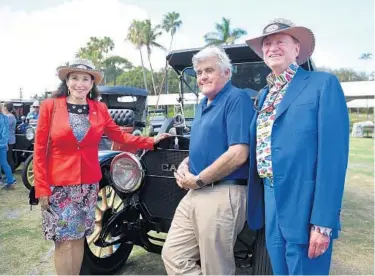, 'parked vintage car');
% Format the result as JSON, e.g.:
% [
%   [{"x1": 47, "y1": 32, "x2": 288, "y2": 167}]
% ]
[
  {"x1": 80, "y1": 44, "x2": 317, "y2": 275},
  {"x1": 21, "y1": 86, "x2": 148, "y2": 190},
  {"x1": 147, "y1": 107, "x2": 168, "y2": 136}
]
